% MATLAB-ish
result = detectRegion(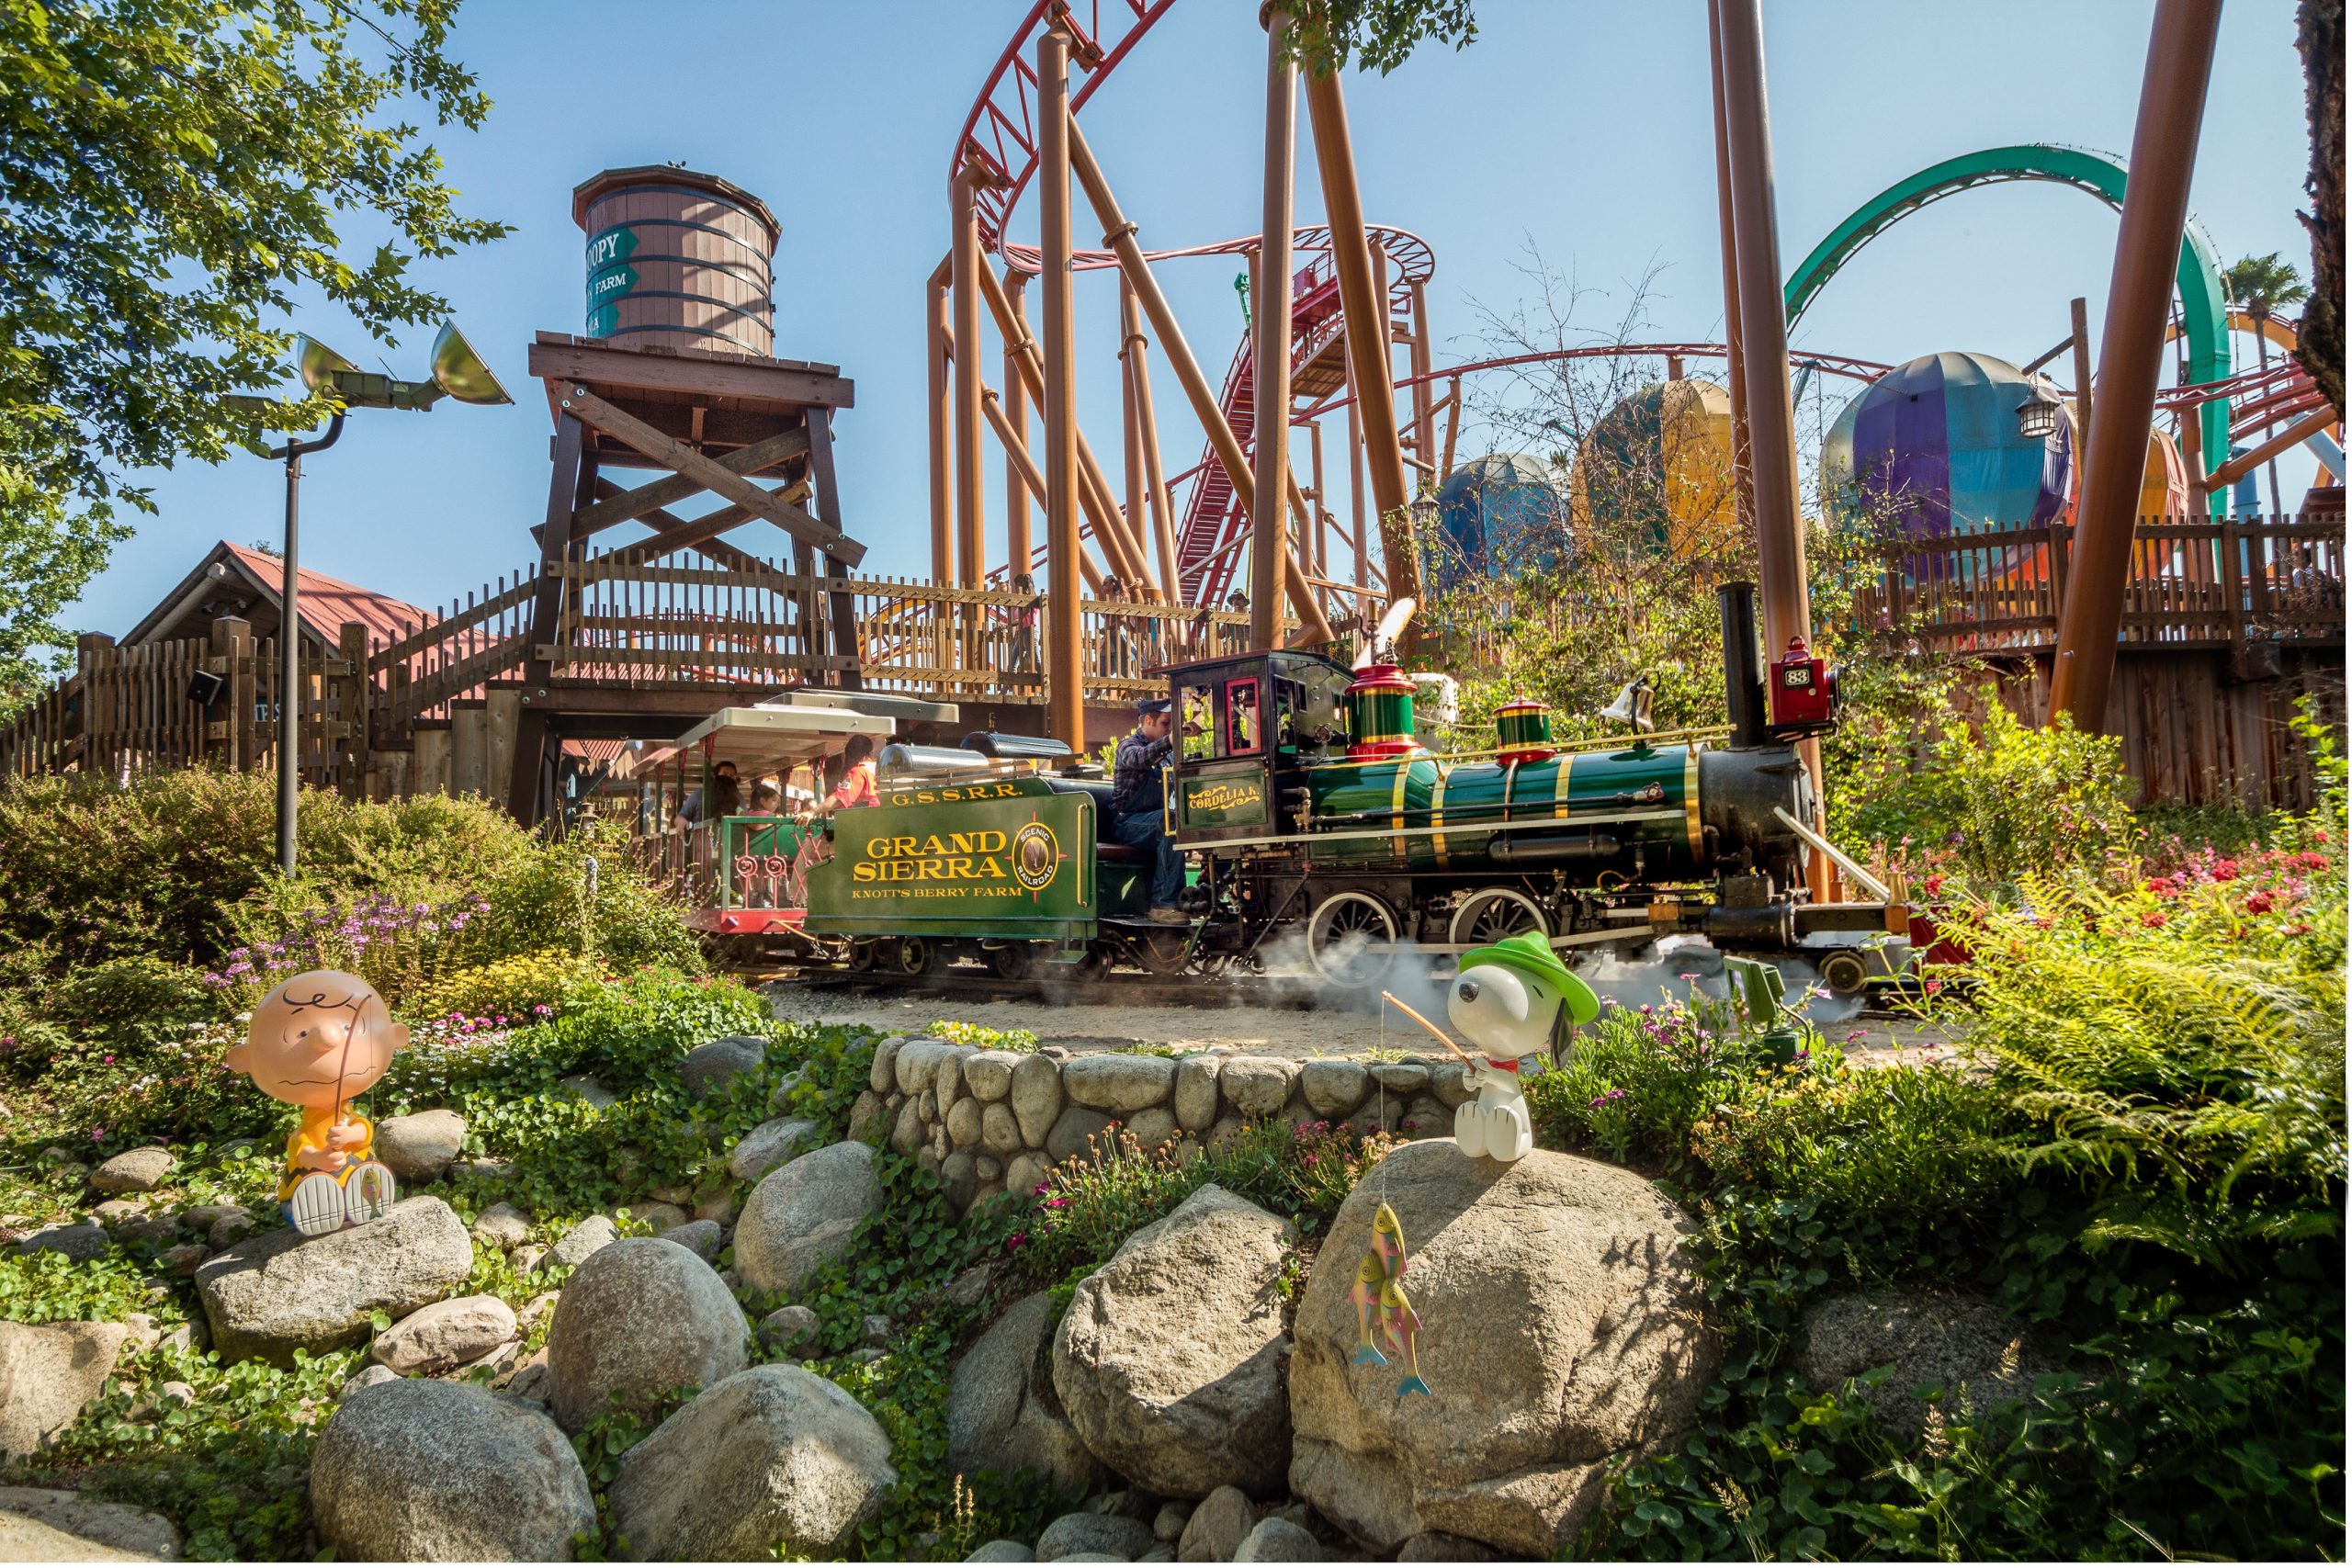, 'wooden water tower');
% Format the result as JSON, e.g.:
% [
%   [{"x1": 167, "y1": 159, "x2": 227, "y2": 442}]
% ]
[{"x1": 503, "y1": 165, "x2": 872, "y2": 823}]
